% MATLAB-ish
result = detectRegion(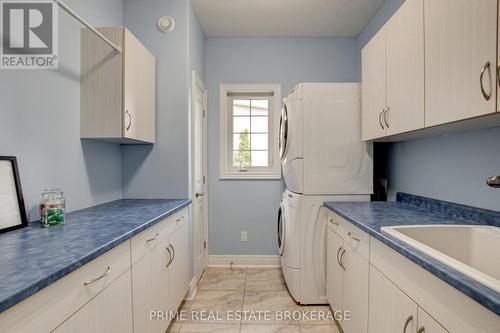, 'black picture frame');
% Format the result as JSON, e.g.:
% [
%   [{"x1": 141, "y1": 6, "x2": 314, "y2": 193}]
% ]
[{"x1": 0, "y1": 156, "x2": 28, "y2": 234}]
